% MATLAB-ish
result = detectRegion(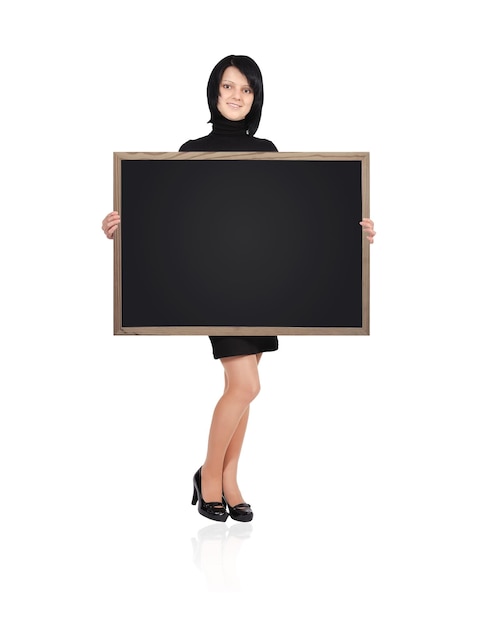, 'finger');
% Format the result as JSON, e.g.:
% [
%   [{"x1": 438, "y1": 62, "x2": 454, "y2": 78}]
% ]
[
  {"x1": 103, "y1": 218, "x2": 120, "y2": 232},
  {"x1": 102, "y1": 224, "x2": 116, "y2": 238},
  {"x1": 102, "y1": 212, "x2": 119, "y2": 225}
]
